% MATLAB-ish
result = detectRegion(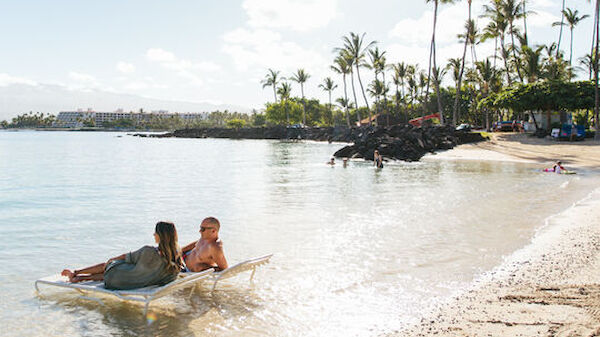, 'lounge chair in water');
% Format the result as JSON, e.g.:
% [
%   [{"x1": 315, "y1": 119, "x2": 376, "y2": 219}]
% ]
[{"x1": 35, "y1": 254, "x2": 273, "y2": 316}]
